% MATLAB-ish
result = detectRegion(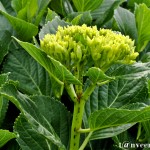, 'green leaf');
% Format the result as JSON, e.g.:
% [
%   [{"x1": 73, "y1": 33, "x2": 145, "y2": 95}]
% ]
[
  {"x1": 135, "y1": 3, "x2": 150, "y2": 52},
  {"x1": 0, "y1": 130, "x2": 16, "y2": 148},
  {"x1": 39, "y1": 17, "x2": 70, "y2": 40},
  {"x1": 11, "y1": 0, "x2": 38, "y2": 22},
  {"x1": 90, "y1": 123, "x2": 135, "y2": 140},
  {"x1": 0, "y1": 9, "x2": 38, "y2": 41},
  {"x1": 67, "y1": 11, "x2": 92, "y2": 25},
  {"x1": 0, "y1": 30, "x2": 11, "y2": 64},
  {"x1": 3, "y1": 48, "x2": 52, "y2": 96},
  {"x1": 50, "y1": 0, "x2": 73, "y2": 16},
  {"x1": 0, "y1": 73, "x2": 10, "y2": 127},
  {"x1": 14, "y1": 115, "x2": 58, "y2": 150},
  {"x1": 0, "y1": 96, "x2": 9, "y2": 127},
  {"x1": 89, "y1": 107, "x2": 150, "y2": 131},
  {"x1": 92, "y1": 78, "x2": 148, "y2": 109},
  {"x1": 107, "y1": 63, "x2": 150, "y2": 80},
  {"x1": 83, "y1": 77, "x2": 148, "y2": 130},
  {"x1": 85, "y1": 67, "x2": 114, "y2": 84},
  {"x1": 114, "y1": 7, "x2": 137, "y2": 42},
  {"x1": 13, "y1": 38, "x2": 81, "y2": 85},
  {"x1": 11, "y1": 0, "x2": 51, "y2": 25},
  {"x1": 0, "y1": 73, "x2": 9, "y2": 86},
  {"x1": 46, "y1": 8, "x2": 58, "y2": 22},
  {"x1": 128, "y1": 0, "x2": 150, "y2": 7},
  {"x1": 1, "y1": 83, "x2": 70, "y2": 149},
  {"x1": 72, "y1": 0, "x2": 103, "y2": 11},
  {"x1": 0, "y1": 1, "x2": 13, "y2": 14},
  {"x1": 91, "y1": 0, "x2": 125, "y2": 27},
  {"x1": 141, "y1": 120, "x2": 150, "y2": 142},
  {"x1": 71, "y1": 14, "x2": 82, "y2": 25}
]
